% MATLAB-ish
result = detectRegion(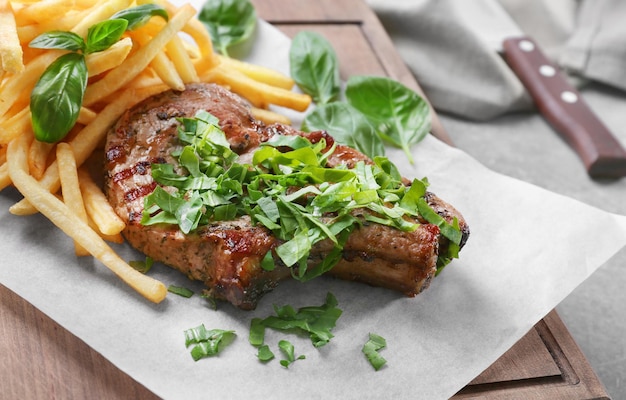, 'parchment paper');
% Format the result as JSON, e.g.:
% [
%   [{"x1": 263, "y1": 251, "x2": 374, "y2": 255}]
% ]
[{"x1": 2, "y1": 4, "x2": 626, "y2": 399}]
